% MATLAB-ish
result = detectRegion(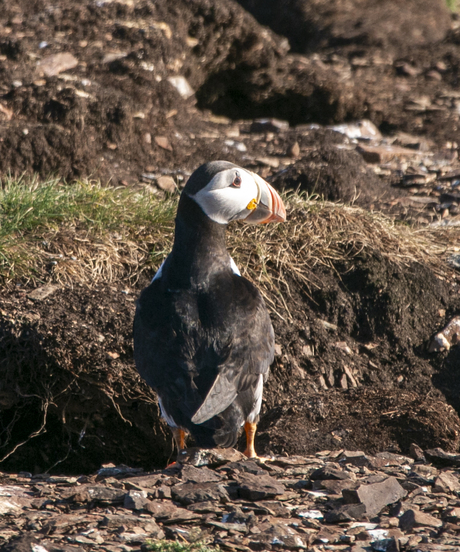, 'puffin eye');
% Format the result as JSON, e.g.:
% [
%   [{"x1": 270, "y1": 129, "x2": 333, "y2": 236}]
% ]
[{"x1": 231, "y1": 174, "x2": 242, "y2": 188}]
